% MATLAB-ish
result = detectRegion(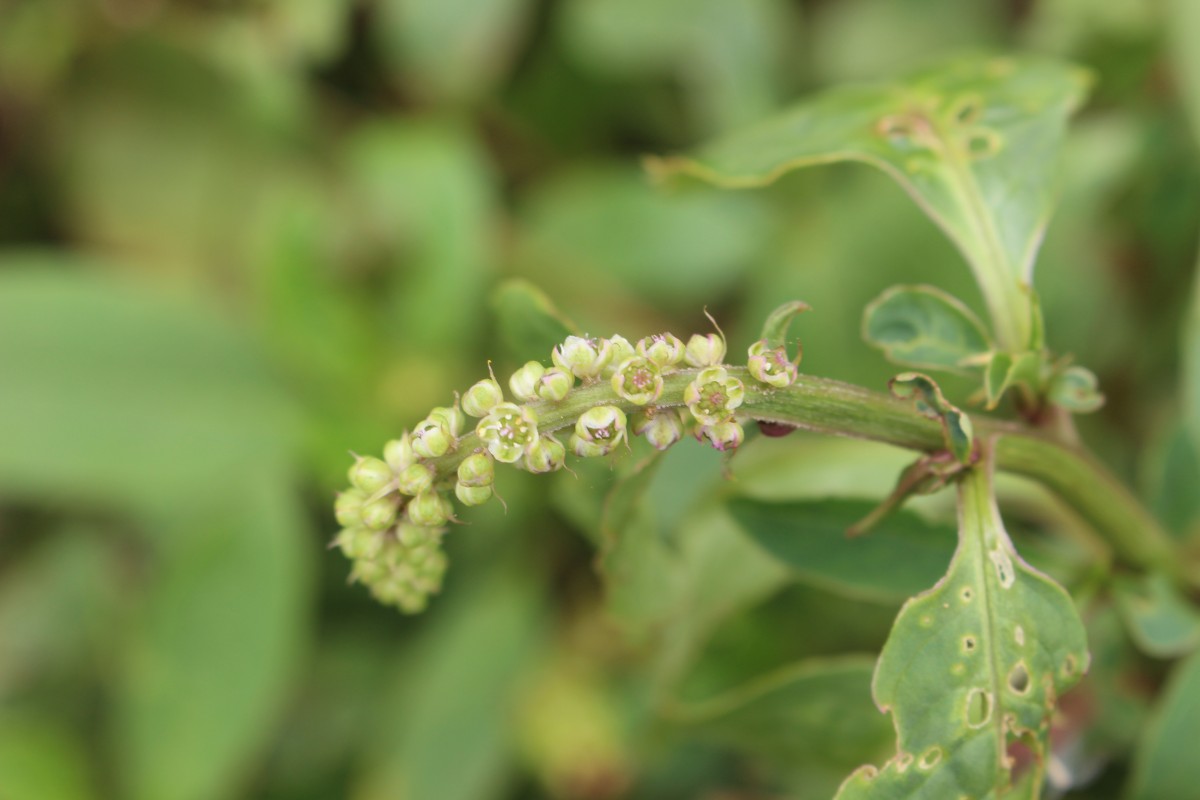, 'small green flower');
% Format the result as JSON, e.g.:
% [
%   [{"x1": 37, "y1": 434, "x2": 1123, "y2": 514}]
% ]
[
  {"x1": 383, "y1": 434, "x2": 415, "y2": 473},
  {"x1": 462, "y1": 378, "x2": 505, "y2": 417},
  {"x1": 477, "y1": 402, "x2": 540, "y2": 463},
  {"x1": 335, "y1": 488, "x2": 368, "y2": 527},
  {"x1": 637, "y1": 333, "x2": 685, "y2": 369},
  {"x1": 611, "y1": 356, "x2": 664, "y2": 405},
  {"x1": 360, "y1": 495, "x2": 401, "y2": 530},
  {"x1": 455, "y1": 482, "x2": 493, "y2": 506},
  {"x1": 510, "y1": 361, "x2": 546, "y2": 402},
  {"x1": 457, "y1": 452, "x2": 495, "y2": 487},
  {"x1": 747, "y1": 340, "x2": 798, "y2": 388},
  {"x1": 684, "y1": 367, "x2": 745, "y2": 425},
  {"x1": 602, "y1": 335, "x2": 636, "y2": 378},
  {"x1": 537, "y1": 368, "x2": 574, "y2": 402},
  {"x1": 698, "y1": 418, "x2": 745, "y2": 452},
  {"x1": 348, "y1": 455, "x2": 393, "y2": 494},
  {"x1": 408, "y1": 491, "x2": 453, "y2": 527},
  {"x1": 411, "y1": 416, "x2": 454, "y2": 459},
  {"x1": 524, "y1": 434, "x2": 566, "y2": 473},
  {"x1": 553, "y1": 335, "x2": 613, "y2": 380},
  {"x1": 632, "y1": 408, "x2": 685, "y2": 451},
  {"x1": 573, "y1": 405, "x2": 627, "y2": 456},
  {"x1": 396, "y1": 462, "x2": 435, "y2": 496},
  {"x1": 685, "y1": 333, "x2": 726, "y2": 368}
]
